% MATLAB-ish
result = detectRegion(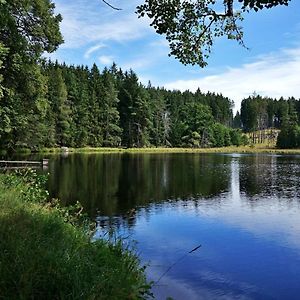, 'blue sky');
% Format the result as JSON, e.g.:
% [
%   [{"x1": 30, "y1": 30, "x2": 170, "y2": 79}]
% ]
[{"x1": 48, "y1": 0, "x2": 300, "y2": 112}]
